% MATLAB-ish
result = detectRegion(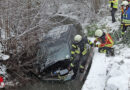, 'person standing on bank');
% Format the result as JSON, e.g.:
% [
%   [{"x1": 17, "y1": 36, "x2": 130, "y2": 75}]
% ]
[
  {"x1": 68, "y1": 35, "x2": 93, "y2": 79},
  {"x1": 109, "y1": 0, "x2": 119, "y2": 23}
]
